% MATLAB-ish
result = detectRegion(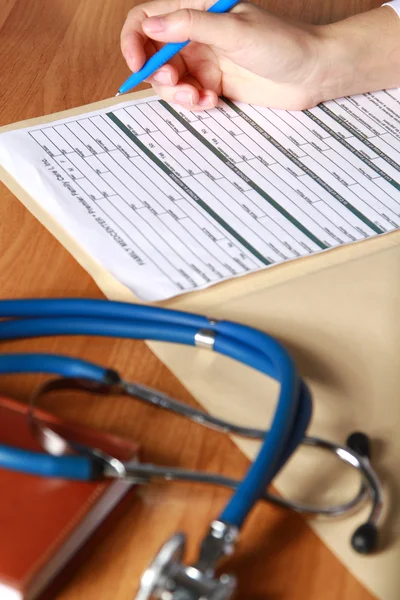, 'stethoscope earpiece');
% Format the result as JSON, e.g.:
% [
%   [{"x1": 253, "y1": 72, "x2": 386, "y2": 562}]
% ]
[
  {"x1": 346, "y1": 432, "x2": 371, "y2": 460},
  {"x1": 351, "y1": 522, "x2": 378, "y2": 554}
]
